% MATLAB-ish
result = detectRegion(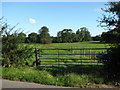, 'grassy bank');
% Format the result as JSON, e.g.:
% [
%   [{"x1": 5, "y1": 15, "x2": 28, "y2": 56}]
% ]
[{"x1": 2, "y1": 67, "x2": 106, "y2": 88}]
